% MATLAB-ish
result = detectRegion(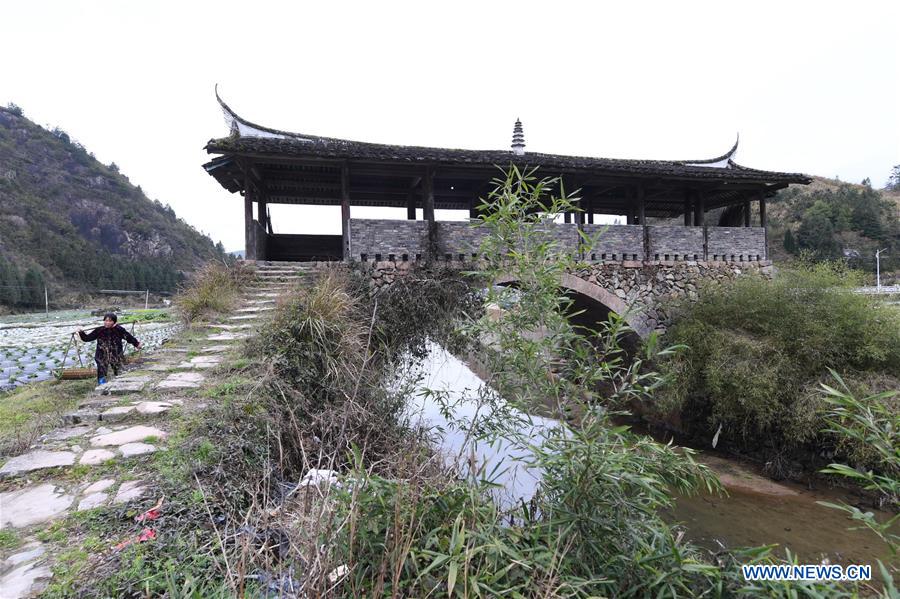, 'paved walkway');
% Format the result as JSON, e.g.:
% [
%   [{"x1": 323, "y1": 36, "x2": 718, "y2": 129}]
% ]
[{"x1": 0, "y1": 263, "x2": 308, "y2": 597}]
